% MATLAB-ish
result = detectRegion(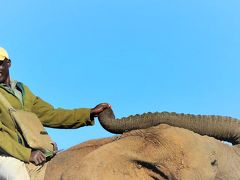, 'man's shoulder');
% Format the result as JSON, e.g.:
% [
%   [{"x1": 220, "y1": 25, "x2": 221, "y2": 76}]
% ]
[
  {"x1": 11, "y1": 80, "x2": 24, "y2": 85},
  {"x1": 13, "y1": 80, "x2": 31, "y2": 92},
  {"x1": 13, "y1": 80, "x2": 25, "y2": 88}
]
